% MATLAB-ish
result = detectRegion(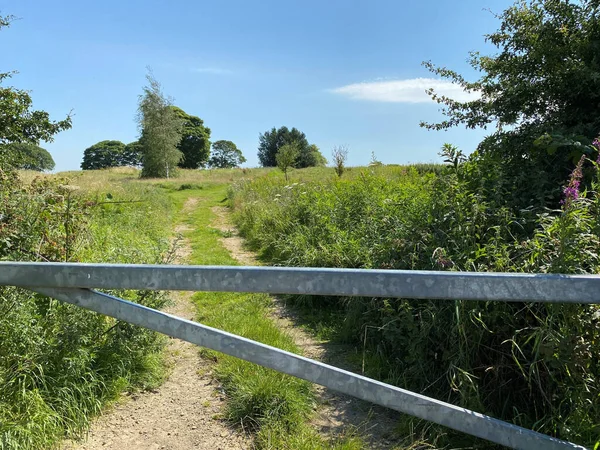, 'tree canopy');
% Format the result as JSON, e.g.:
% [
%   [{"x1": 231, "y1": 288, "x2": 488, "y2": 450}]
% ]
[
  {"x1": 209, "y1": 140, "x2": 246, "y2": 168},
  {"x1": 81, "y1": 140, "x2": 126, "y2": 170},
  {"x1": 299, "y1": 143, "x2": 327, "y2": 168},
  {"x1": 80, "y1": 140, "x2": 142, "y2": 170},
  {"x1": 3, "y1": 143, "x2": 55, "y2": 171},
  {"x1": 421, "y1": 0, "x2": 600, "y2": 206},
  {"x1": 170, "y1": 106, "x2": 211, "y2": 169},
  {"x1": 0, "y1": 17, "x2": 71, "y2": 154},
  {"x1": 258, "y1": 126, "x2": 326, "y2": 168},
  {"x1": 137, "y1": 73, "x2": 183, "y2": 178},
  {"x1": 123, "y1": 141, "x2": 143, "y2": 167}
]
